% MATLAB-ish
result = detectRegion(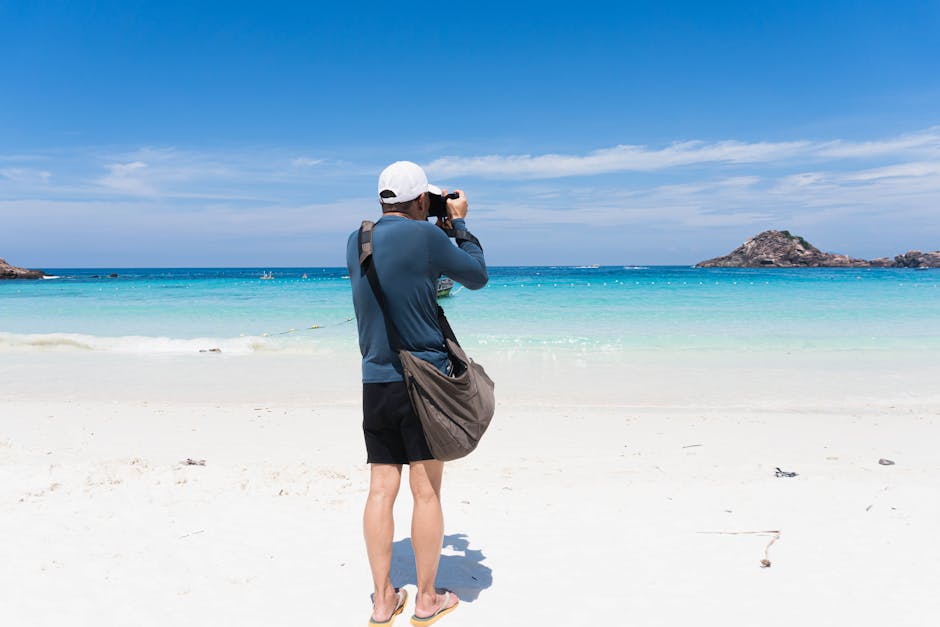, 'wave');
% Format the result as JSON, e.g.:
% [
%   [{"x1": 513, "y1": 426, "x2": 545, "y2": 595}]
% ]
[
  {"x1": 0, "y1": 332, "x2": 283, "y2": 355},
  {"x1": 40, "y1": 275, "x2": 62, "y2": 279}
]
